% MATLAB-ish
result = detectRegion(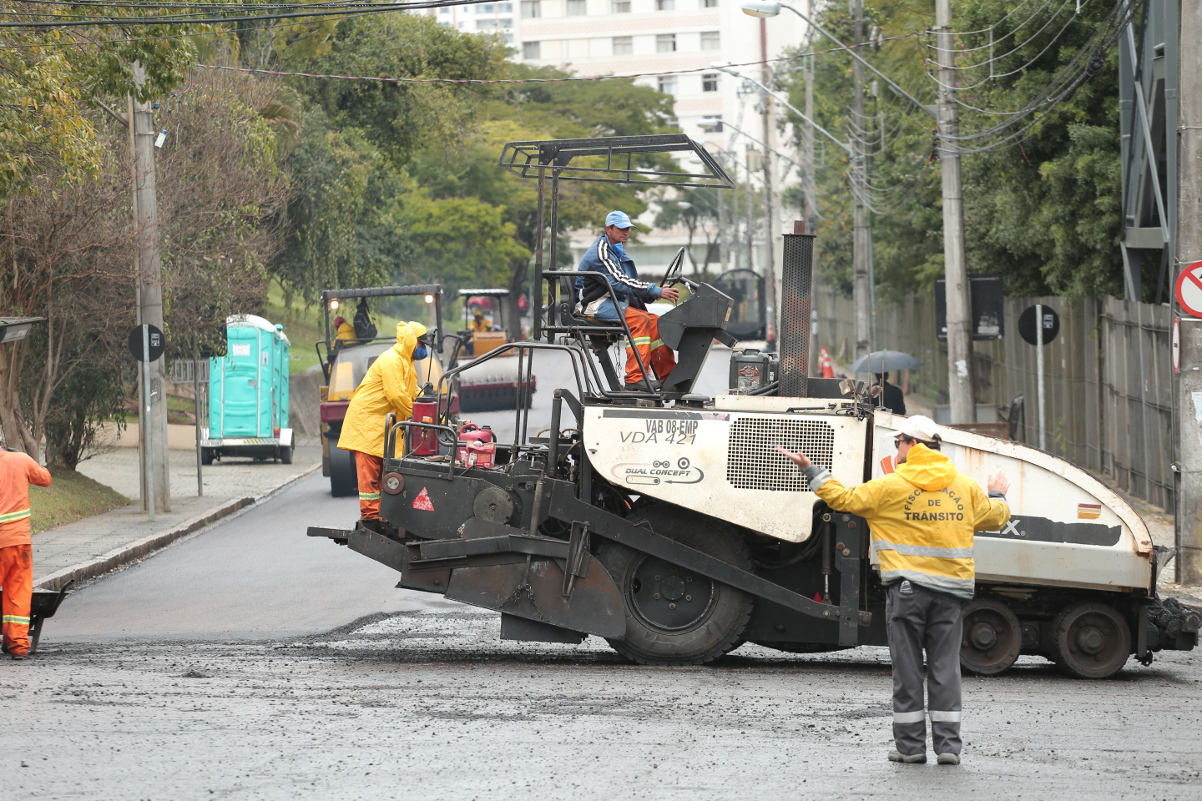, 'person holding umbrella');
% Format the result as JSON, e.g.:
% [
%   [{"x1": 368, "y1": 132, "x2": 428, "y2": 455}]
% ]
[{"x1": 875, "y1": 373, "x2": 906, "y2": 415}]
